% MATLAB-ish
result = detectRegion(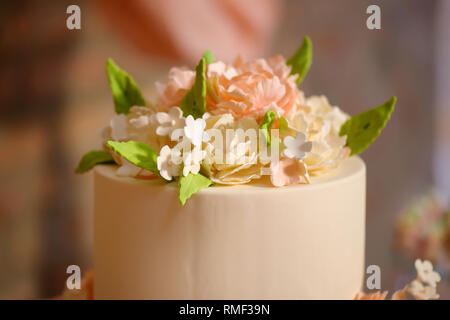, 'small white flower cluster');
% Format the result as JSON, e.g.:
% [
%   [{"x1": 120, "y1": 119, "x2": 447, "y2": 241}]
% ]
[
  {"x1": 157, "y1": 113, "x2": 210, "y2": 180},
  {"x1": 406, "y1": 259, "x2": 441, "y2": 300},
  {"x1": 102, "y1": 106, "x2": 185, "y2": 177}
]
